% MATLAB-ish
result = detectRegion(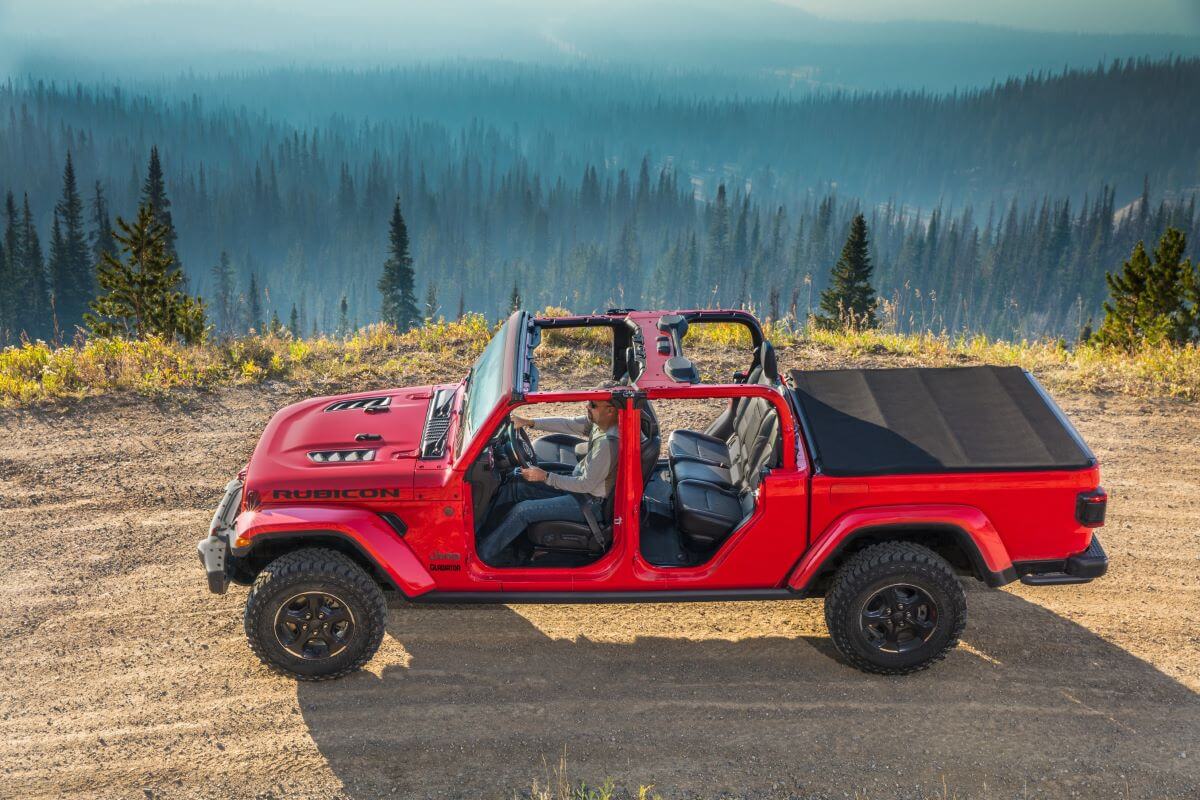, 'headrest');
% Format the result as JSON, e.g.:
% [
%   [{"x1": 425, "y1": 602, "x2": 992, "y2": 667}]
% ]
[
  {"x1": 759, "y1": 341, "x2": 779, "y2": 383},
  {"x1": 638, "y1": 400, "x2": 659, "y2": 438},
  {"x1": 625, "y1": 346, "x2": 643, "y2": 383}
]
